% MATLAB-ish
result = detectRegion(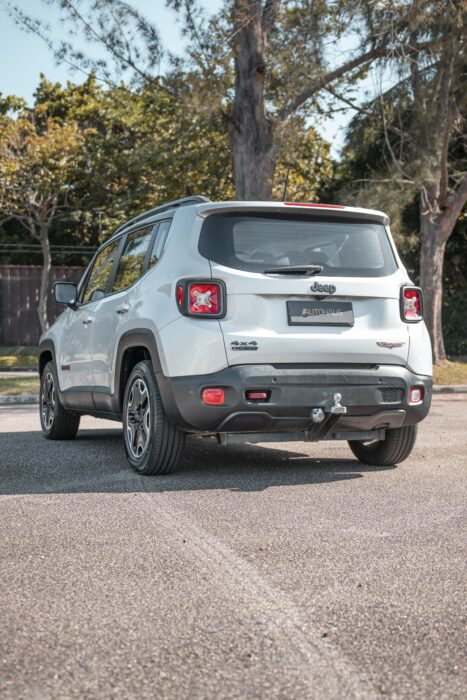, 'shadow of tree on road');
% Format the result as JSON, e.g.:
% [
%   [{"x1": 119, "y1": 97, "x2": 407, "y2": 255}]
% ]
[{"x1": 0, "y1": 428, "x2": 395, "y2": 495}]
